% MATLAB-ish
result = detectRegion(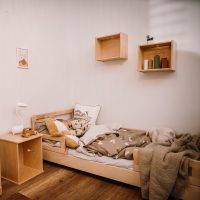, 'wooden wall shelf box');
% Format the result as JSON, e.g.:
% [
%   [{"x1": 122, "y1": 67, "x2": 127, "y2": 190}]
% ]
[
  {"x1": 138, "y1": 41, "x2": 176, "y2": 72},
  {"x1": 96, "y1": 33, "x2": 128, "y2": 61},
  {"x1": 0, "y1": 133, "x2": 43, "y2": 184}
]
